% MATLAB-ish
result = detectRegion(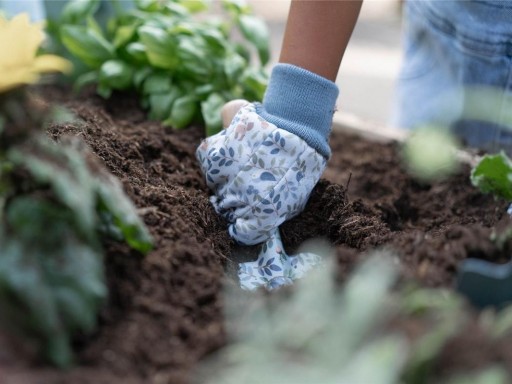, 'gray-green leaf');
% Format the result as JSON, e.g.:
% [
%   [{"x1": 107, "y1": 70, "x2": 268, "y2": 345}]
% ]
[
  {"x1": 238, "y1": 14, "x2": 270, "y2": 65},
  {"x1": 471, "y1": 152, "x2": 512, "y2": 201}
]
